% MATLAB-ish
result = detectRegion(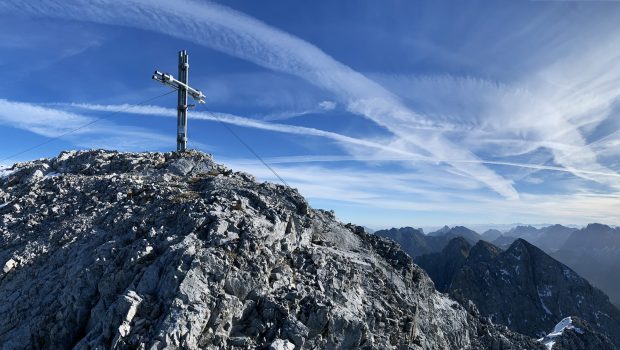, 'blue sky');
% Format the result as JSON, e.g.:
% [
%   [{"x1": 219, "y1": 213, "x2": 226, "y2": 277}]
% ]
[{"x1": 1, "y1": 0, "x2": 620, "y2": 229}]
